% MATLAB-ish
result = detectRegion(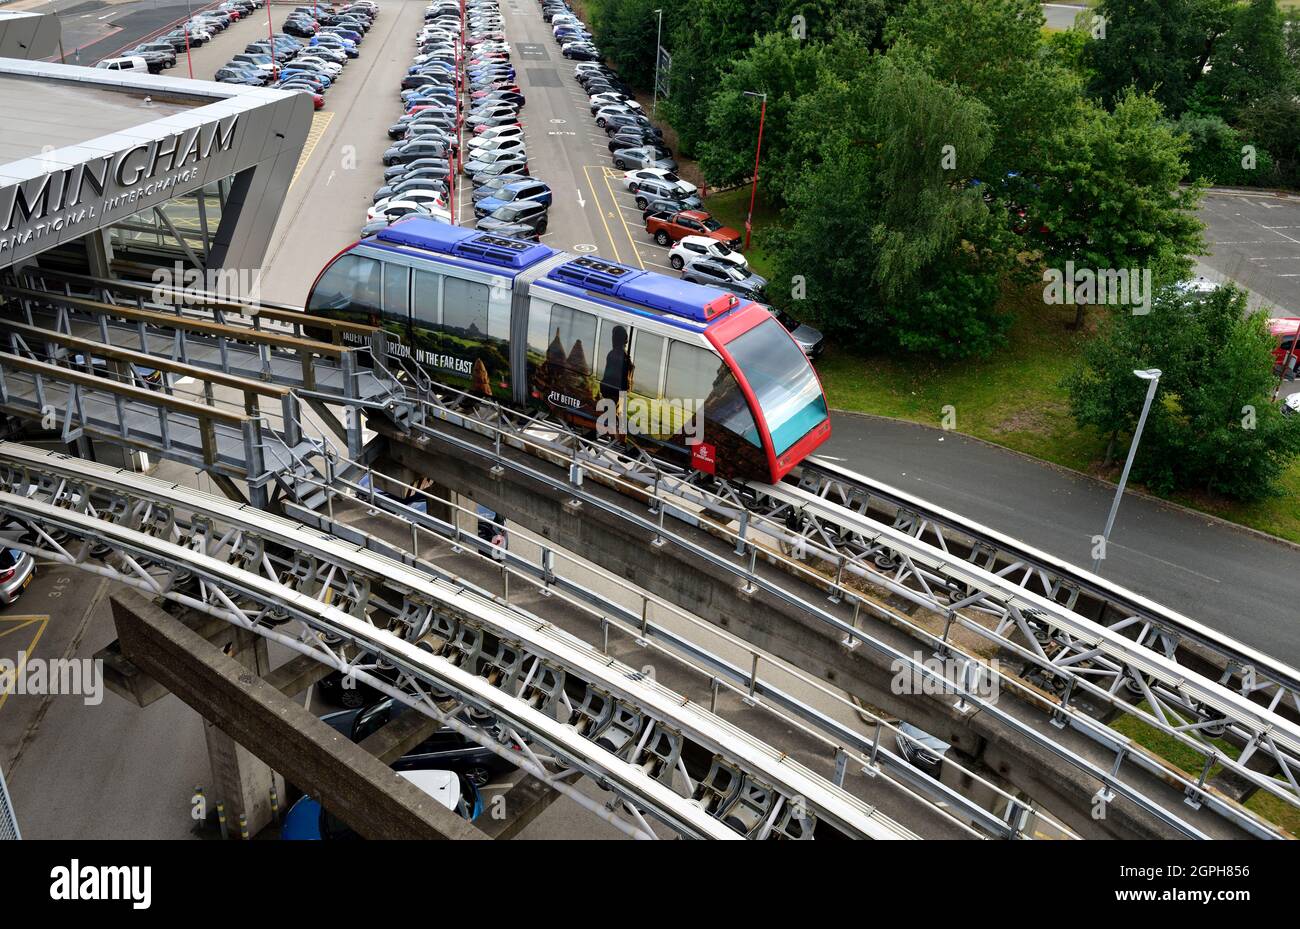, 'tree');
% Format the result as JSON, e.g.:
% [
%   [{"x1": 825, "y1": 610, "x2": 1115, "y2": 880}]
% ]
[
  {"x1": 659, "y1": 0, "x2": 788, "y2": 156},
  {"x1": 1238, "y1": 92, "x2": 1300, "y2": 187},
  {"x1": 768, "y1": 48, "x2": 1010, "y2": 357},
  {"x1": 591, "y1": 0, "x2": 668, "y2": 91},
  {"x1": 885, "y1": 0, "x2": 1080, "y2": 185},
  {"x1": 1029, "y1": 89, "x2": 1206, "y2": 327},
  {"x1": 1065, "y1": 285, "x2": 1300, "y2": 498},
  {"x1": 1194, "y1": 0, "x2": 1294, "y2": 120},
  {"x1": 698, "y1": 33, "x2": 863, "y2": 201},
  {"x1": 1085, "y1": 0, "x2": 1235, "y2": 118}
]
